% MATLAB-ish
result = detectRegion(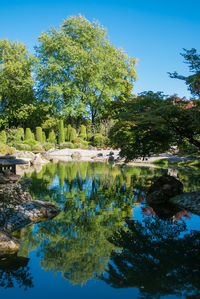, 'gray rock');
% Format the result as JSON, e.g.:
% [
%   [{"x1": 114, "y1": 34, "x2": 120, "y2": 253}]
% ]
[
  {"x1": 147, "y1": 174, "x2": 183, "y2": 204},
  {"x1": 0, "y1": 231, "x2": 20, "y2": 252}
]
